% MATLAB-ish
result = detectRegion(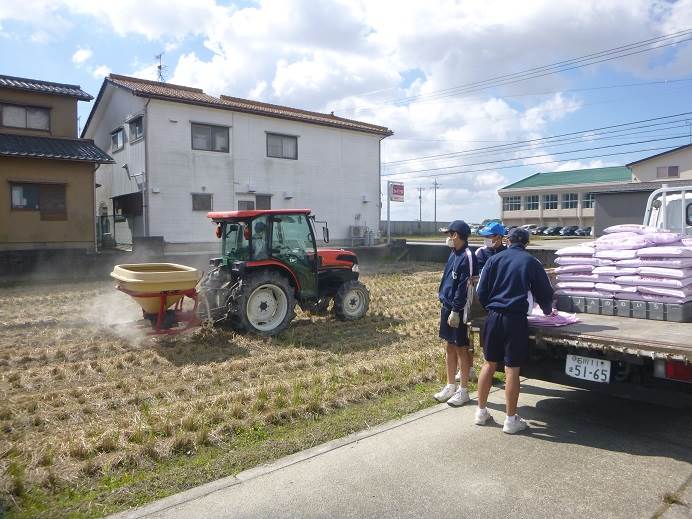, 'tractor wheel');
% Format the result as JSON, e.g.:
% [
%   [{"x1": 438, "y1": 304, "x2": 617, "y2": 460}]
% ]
[
  {"x1": 334, "y1": 280, "x2": 370, "y2": 320},
  {"x1": 235, "y1": 271, "x2": 296, "y2": 335}
]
